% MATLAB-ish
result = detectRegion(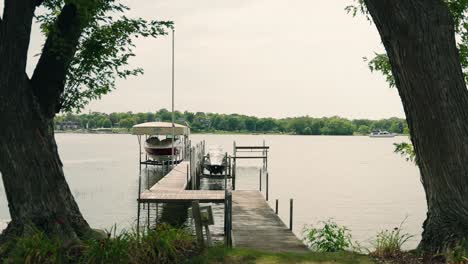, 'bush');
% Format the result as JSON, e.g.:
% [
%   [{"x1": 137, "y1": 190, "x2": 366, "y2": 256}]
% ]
[
  {"x1": 371, "y1": 221, "x2": 413, "y2": 258},
  {"x1": 129, "y1": 223, "x2": 196, "y2": 263},
  {"x1": 80, "y1": 226, "x2": 131, "y2": 264},
  {"x1": 2, "y1": 224, "x2": 196, "y2": 264},
  {"x1": 303, "y1": 219, "x2": 352, "y2": 252},
  {"x1": 4, "y1": 230, "x2": 64, "y2": 264}
]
